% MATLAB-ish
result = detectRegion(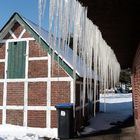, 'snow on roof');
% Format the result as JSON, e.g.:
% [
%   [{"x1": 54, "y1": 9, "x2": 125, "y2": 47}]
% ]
[{"x1": 22, "y1": 16, "x2": 99, "y2": 80}]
